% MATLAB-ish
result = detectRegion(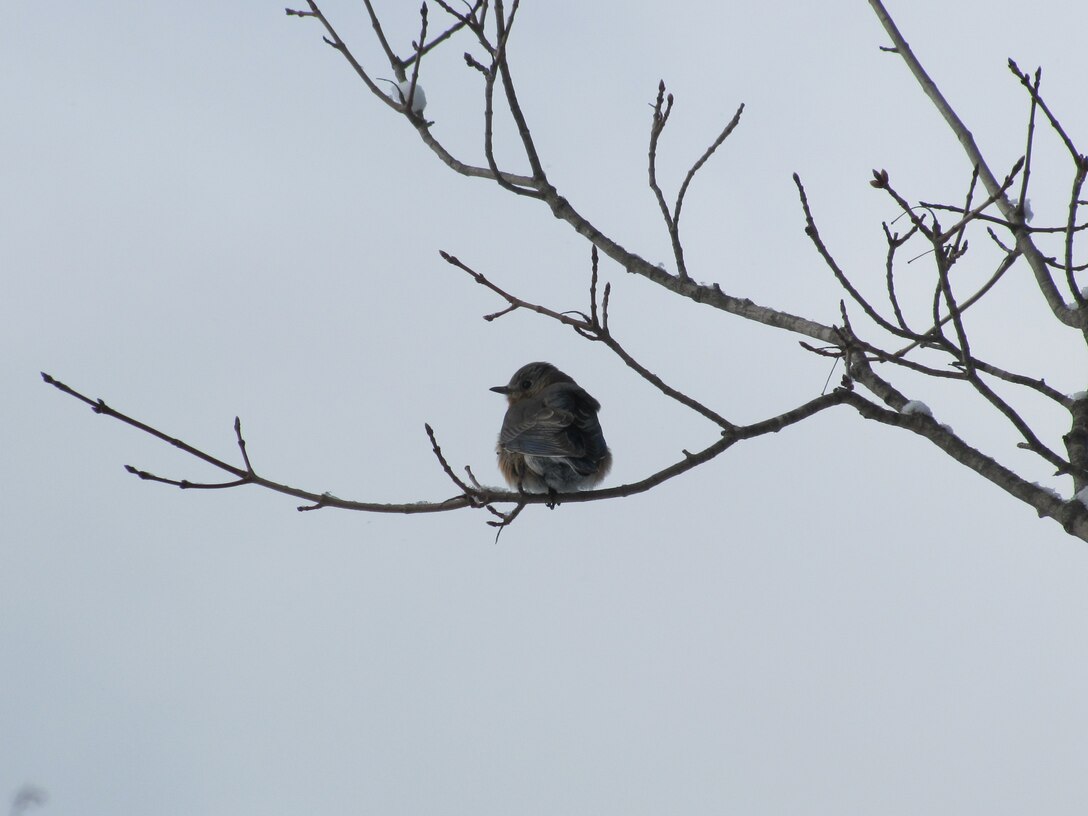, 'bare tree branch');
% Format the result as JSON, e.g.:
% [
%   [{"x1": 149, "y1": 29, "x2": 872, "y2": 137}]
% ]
[
  {"x1": 868, "y1": 0, "x2": 1086, "y2": 329},
  {"x1": 42, "y1": 372, "x2": 861, "y2": 528},
  {"x1": 647, "y1": 81, "x2": 744, "y2": 281},
  {"x1": 441, "y1": 249, "x2": 737, "y2": 430},
  {"x1": 47, "y1": 2, "x2": 1088, "y2": 542}
]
